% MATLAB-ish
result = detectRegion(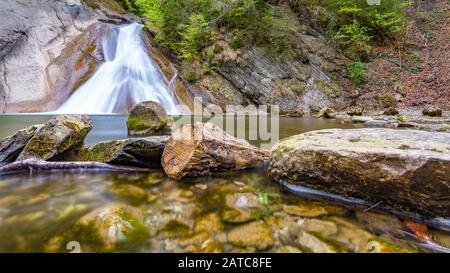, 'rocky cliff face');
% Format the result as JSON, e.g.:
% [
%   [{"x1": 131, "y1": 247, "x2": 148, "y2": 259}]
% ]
[
  {"x1": 182, "y1": 15, "x2": 359, "y2": 116},
  {"x1": 0, "y1": 0, "x2": 142, "y2": 113},
  {"x1": 0, "y1": 1, "x2": 358, "y2": 114}
]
